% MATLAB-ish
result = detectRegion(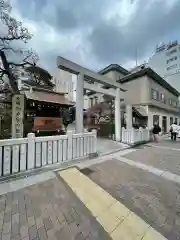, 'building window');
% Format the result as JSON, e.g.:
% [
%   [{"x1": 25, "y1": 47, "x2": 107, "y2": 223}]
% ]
[
  {"x1": 90, "y1": 98, "x2": 93, "y2": 107},
  {"x1": 172, "y1": 100, "x2": 178, "y2": 107},
  {"x1": 169, "y1": 99, "x2": 178, "y2": 107},
  {"x1": 94, "y1": 97, "x2": 98, "y2": 105},
  {"x1": 167, "y1": 56, "x2": 177, "y2": 64},
  {"x1": 170, "y1": 117, "x2": 173, "y2": 125},
  {"x1": 159, "y1": 93, "x2": 166, "y2": 103},
  {"x1": 166, "y1": 48, "x2": 177, "y2": 56},
  {"x1": 151, "y1": 89, "x2": 158, "y2": 100},
  {"x1": 167, "y1": 64, "x2": 177, "y2": 71},
  {"x1": 153, "y1": 115, "x2": 159, "y2": 125},
  {"x1": 102, "y1": 85, "x2": 110, "y2": 89}
]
